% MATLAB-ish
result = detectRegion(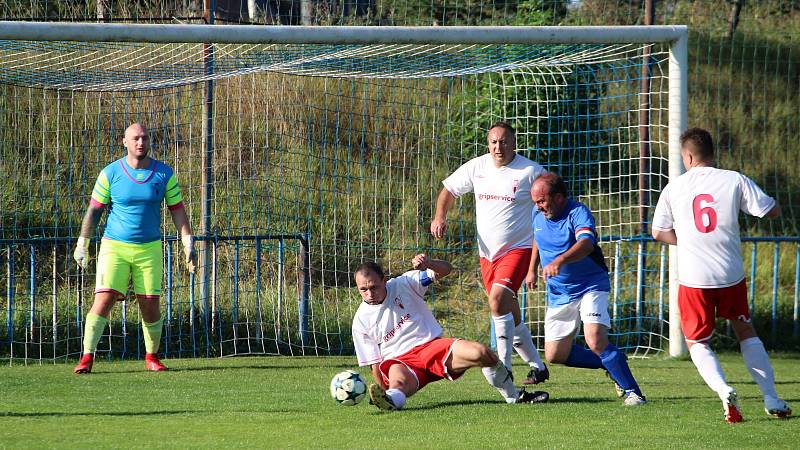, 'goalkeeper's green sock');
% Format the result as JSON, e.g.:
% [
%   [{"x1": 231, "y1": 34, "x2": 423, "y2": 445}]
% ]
[
  {"x1": 82, "y1": 312, "x2": 108, "y2": 354},
  {"x1": 142, "y1": 316, "x2": 164, "y2": 354}
]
